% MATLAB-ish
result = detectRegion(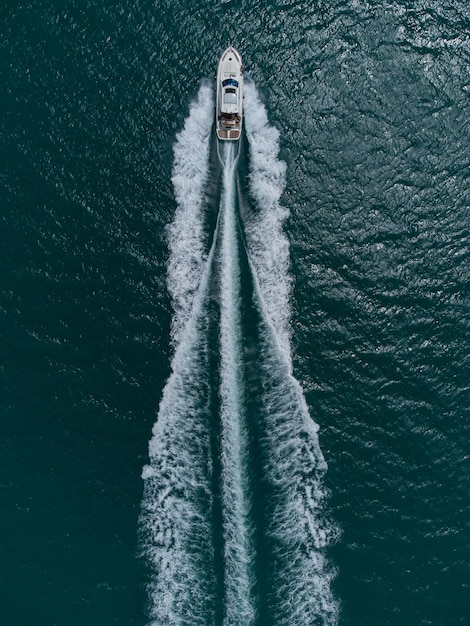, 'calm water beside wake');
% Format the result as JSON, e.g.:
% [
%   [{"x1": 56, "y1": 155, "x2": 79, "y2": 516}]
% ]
[{"x1": 2, "y1": 1, "x2": 469, "y2": 625}]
